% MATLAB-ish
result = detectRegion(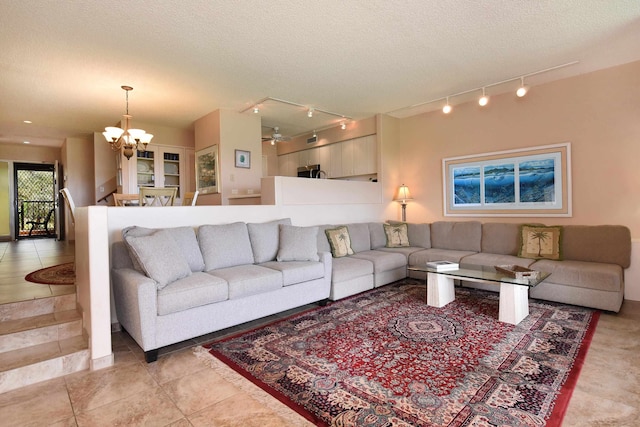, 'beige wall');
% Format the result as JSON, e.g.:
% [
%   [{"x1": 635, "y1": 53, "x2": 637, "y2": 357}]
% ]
[
  {"x1": 0, "y1": 143, "x2": 61, "y2": 163},
  {"x1": 391, "y1": 60, "x2": 640, "y2": 237},
  {"x1": 194, "y1": 109, "x2": 262, "y2": 205},
  {"x1": 61, "y1": 135, "x2": 94, "y2": 240}
]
